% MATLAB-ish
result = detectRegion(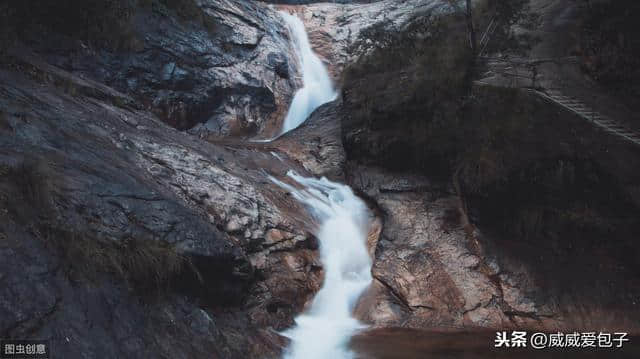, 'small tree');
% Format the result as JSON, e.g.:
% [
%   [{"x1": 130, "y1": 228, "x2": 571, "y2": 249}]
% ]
[{"x1": 465, "y1": 0, "x2": 478, "y2": 56}]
